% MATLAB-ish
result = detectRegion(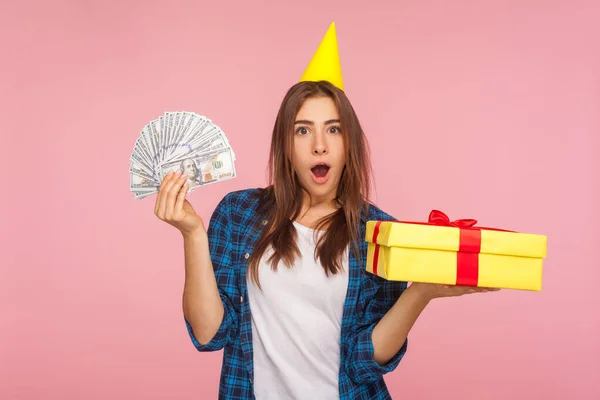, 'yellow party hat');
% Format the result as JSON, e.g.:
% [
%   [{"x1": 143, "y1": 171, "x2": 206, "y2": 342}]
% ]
[{"x1": 300, "y1": 22, "x2": 344, "y2": 91}]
